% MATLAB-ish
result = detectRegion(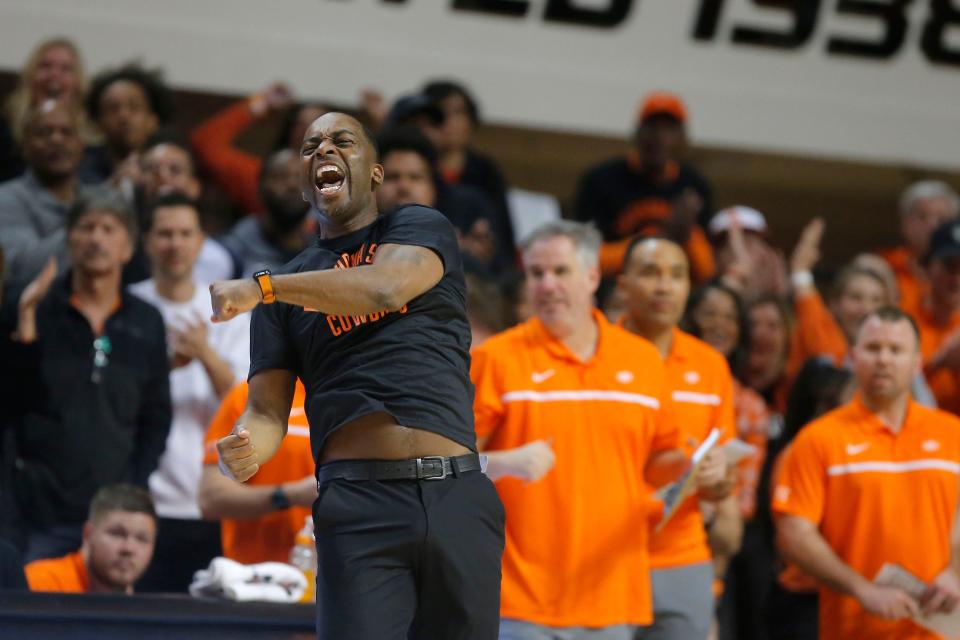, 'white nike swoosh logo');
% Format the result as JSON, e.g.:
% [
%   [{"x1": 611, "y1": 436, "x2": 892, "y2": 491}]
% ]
[
  {"x1": 846, "y1": 443, "x2": 870, "y2": 455},
  {"x1": 531, "y1": 369, "x2": 555, "y2": 384}
]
